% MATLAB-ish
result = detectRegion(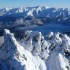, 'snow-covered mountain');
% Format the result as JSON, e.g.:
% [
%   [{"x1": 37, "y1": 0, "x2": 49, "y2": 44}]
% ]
[
  {"x1": 0, "y1": 6, "x2": 70, "y2": 35},
  {"x1": 0, "y1": 6, "x2": 70, "y2": 70},
  {"x1": 0, "y1": 29, "x2": 70, "y2": 70},
  {"x1": 0, "y1": 6, "x2": 70, "y2": 17},
  {"x1": 0, "y1": 6, "x2": 70, "y2": 25}
]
